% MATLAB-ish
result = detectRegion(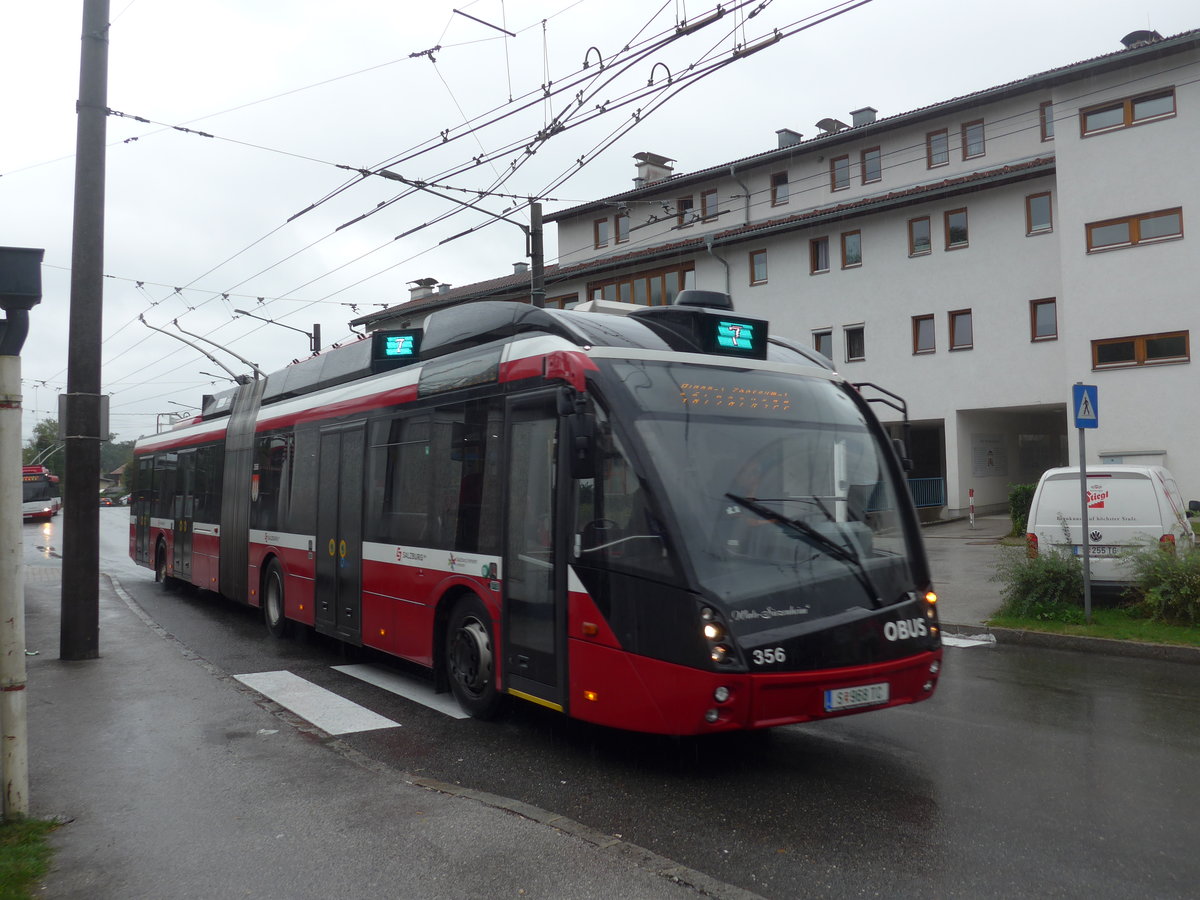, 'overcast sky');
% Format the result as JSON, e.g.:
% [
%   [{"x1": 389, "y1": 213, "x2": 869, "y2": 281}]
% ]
[{"x1": 3, "y1": 0, "x2": 1196, "y2": 446}]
